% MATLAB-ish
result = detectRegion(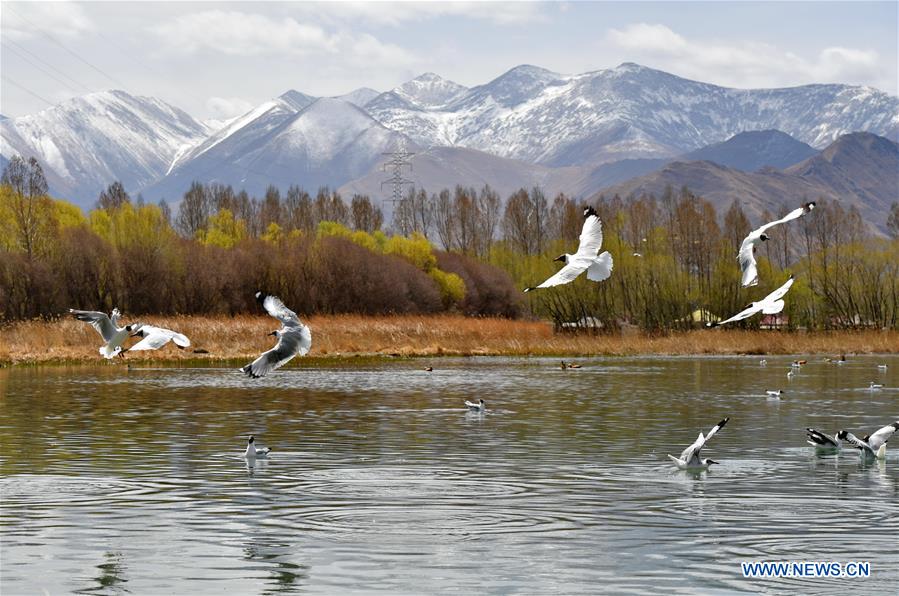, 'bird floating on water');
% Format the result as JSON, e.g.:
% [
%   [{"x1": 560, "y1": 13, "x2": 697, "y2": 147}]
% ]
[
  {"x1": 868, "y1": 382, "x2": 883, "y2": 390},
  {"x1": 806, "y1": 428, "x2": 842, "y2": 452},
  {"x1": 69, "y1": 308, "x2": 136, "y2": 359},
  {"x1": 759, "y1": 359, "x2": 767, "y2": 366},
  {"x1": 738, "y1": 203, "x2": 815, "y2": 287},
  {"x1": 465, "y1": 399, "x2": 486, "y2": 412},
  {"x1": 240, "y1": 292, "x2": 312, "y2": 378},
  {"x1": 244, "y1": 435, "x2": 271, "y2": 459},
  {"x1": 560, "y1": 361, "x2": 582, "y2": 369},
  {"x1": 524, "y1": 206, "x2": 613, "y2": 292},
  {"x1": 766, "y1": 390, "x2": 784, "y2": 399},
  {"x1": 838, "y1": 422, "x2": 898, "y2": 459},
  {"x1": 668, "y1": 417, "x2": 729, "y2": 470},
  {"x1": 707, "y1": 276, "x2": 794, "y2": 327},
  {"x1": 424, "y1": 366, "x2": 433, "y2": 372},
  {"x1": 792, "y1": 360, "x2": 807, "y2": 368},
  {"x1": 787, "y1": 369, "x2": 795, "y2": 379},
  {"x1": 877, "y1": 364, "x2": 888, "y2": 371}
]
